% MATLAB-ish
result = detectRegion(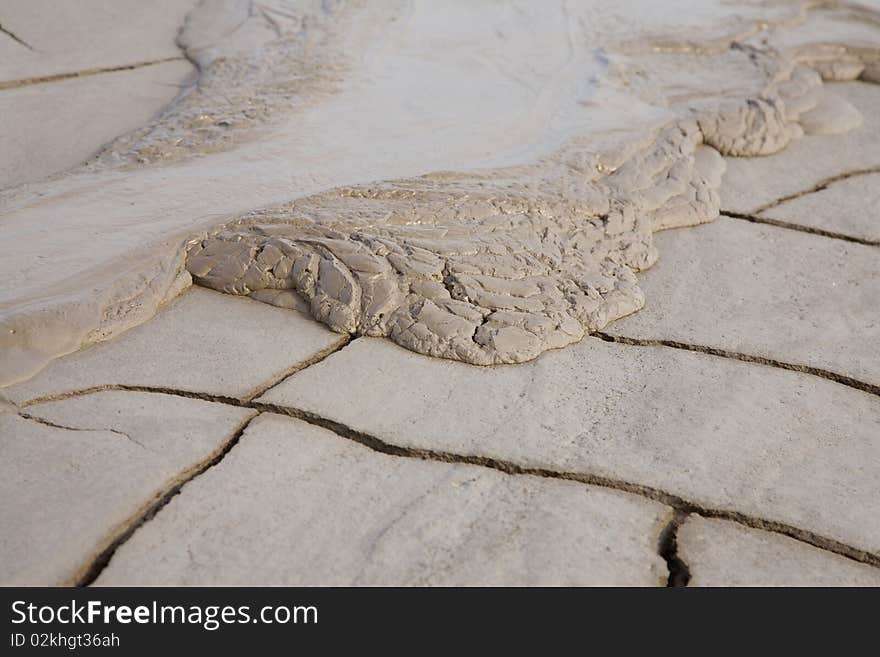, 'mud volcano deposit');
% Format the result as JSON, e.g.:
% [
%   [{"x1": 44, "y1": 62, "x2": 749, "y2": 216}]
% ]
[
  {"x1": 2, "y1": 0, "x2": 880, "y2": 376},
  {"x1": 3, "y1": 0, "x2": 880, "y2": 591}
]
